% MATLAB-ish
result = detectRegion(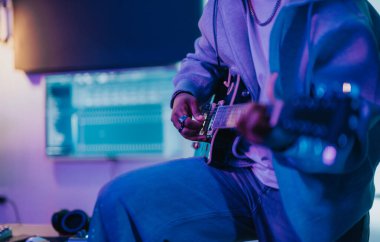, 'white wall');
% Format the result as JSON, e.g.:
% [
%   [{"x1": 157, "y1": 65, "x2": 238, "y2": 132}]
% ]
[
  {"x1": 370, "y1": 0, "x2": 380, "y2": 12},
  {"x1": 0, "y1": 41, "x2": 191, "y2": 223}
]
